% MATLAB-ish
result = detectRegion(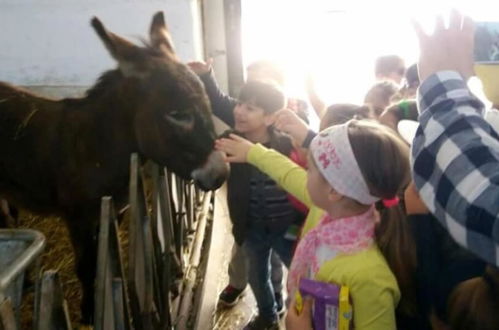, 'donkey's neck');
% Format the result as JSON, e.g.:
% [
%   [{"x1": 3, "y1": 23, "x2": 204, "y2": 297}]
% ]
[{"x1": 64, "y1": 70, "x2": 140, "y2": 154}]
